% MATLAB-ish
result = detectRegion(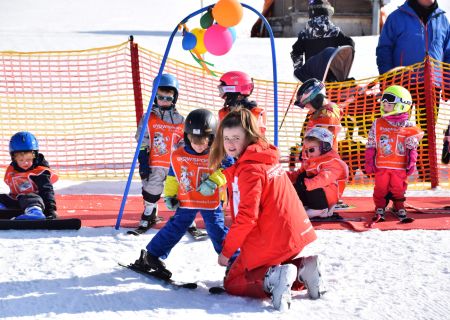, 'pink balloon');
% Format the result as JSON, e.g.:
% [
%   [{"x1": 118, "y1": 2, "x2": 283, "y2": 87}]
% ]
[{"x1": 204, "y1": 24, "x2": 233, "y2": 56}]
